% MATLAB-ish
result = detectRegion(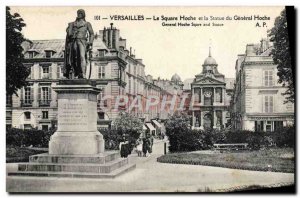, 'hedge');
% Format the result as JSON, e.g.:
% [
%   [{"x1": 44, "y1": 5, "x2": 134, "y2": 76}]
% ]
[
  {"x1": 165, "y1": 112, "x2": 295, "y2": 152},
  {"x1": 6, "y1": 128, "x2": 55, "y2": 147}
]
